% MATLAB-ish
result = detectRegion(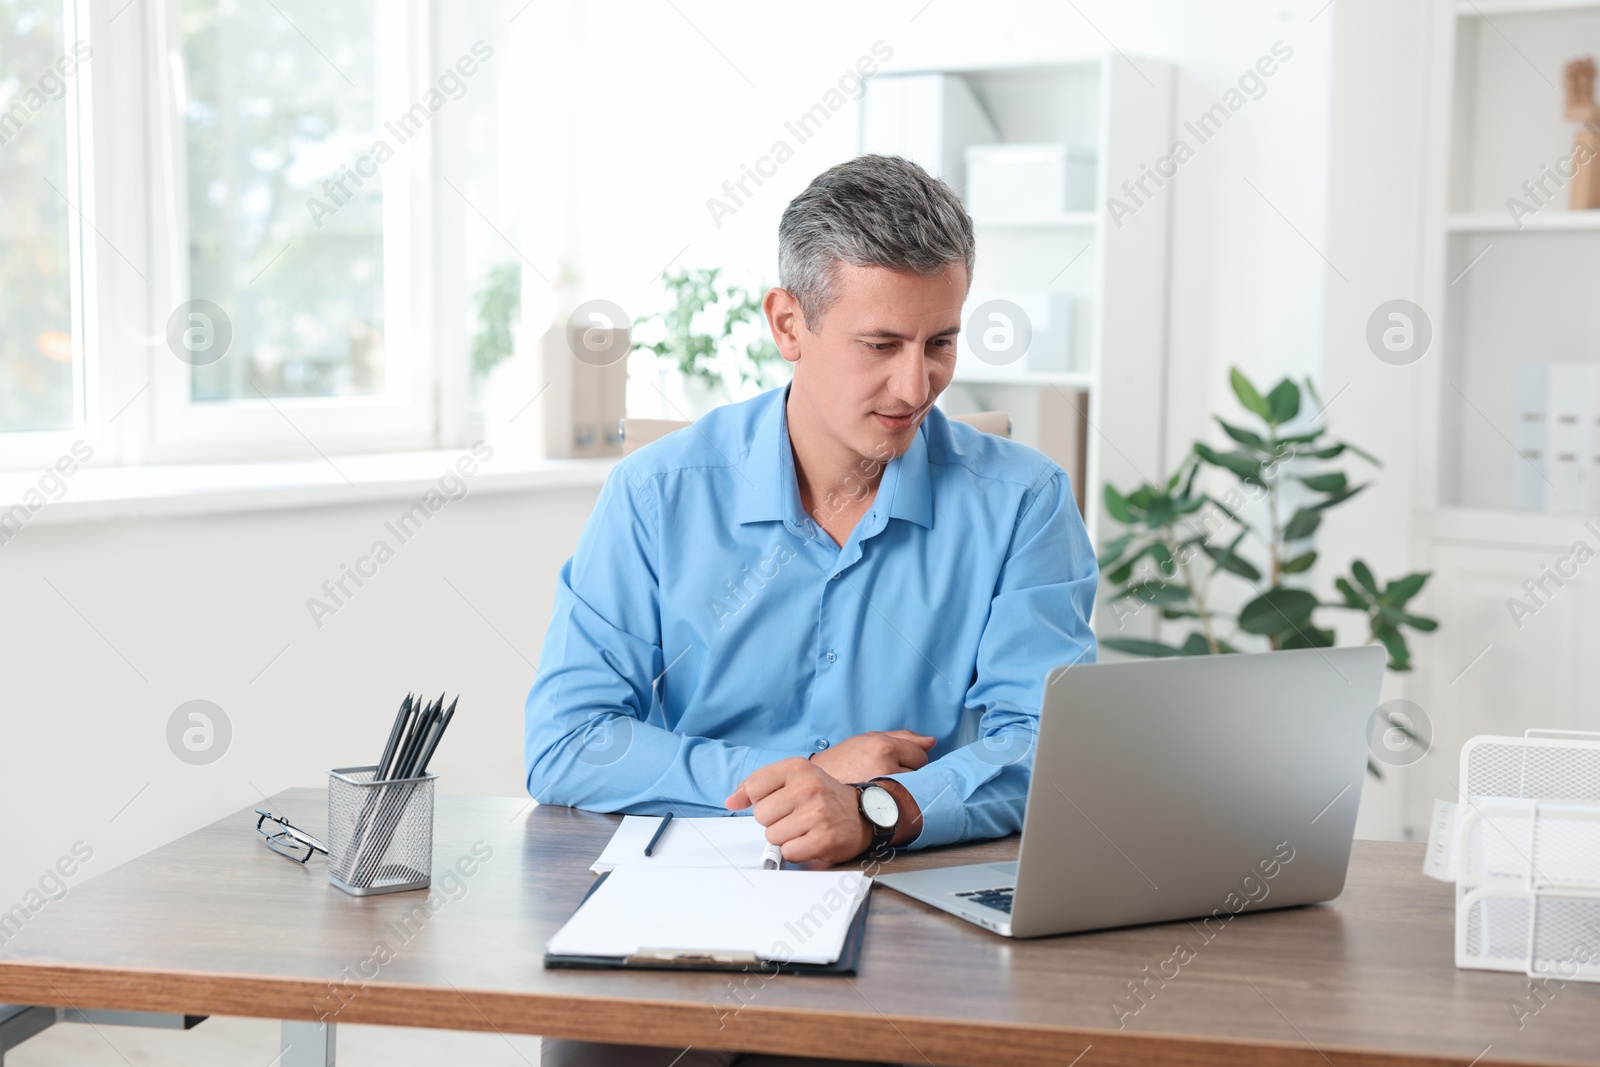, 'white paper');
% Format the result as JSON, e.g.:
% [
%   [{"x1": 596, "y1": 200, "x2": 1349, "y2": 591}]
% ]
[
  {"x1": 547, "y1": 865, "x2": 871, "y2": 966},
  {"x1": 1422, "y1": 799, "x2": 1461, "y2": 882},
  {"x1": 591, "y1": 815, "x2": 775, "y2": 873}
]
